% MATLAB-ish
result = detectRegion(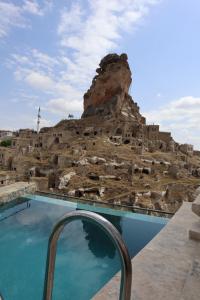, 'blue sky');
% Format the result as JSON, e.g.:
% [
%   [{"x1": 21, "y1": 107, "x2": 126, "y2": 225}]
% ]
[{"x1": 0, "y1": 0, "x2": 200, "y2": 149}]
